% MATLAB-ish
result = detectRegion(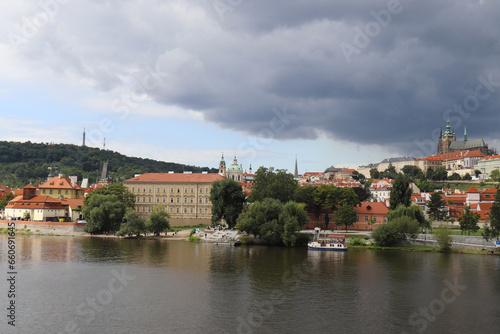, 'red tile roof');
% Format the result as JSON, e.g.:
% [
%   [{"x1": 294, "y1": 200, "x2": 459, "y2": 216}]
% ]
[
  {"x1": 39, "y1": 176, "x2": 81, "y2": 190},
  {"x1": 354, "y1": 202, "x2": 389, "y2": 215}
]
